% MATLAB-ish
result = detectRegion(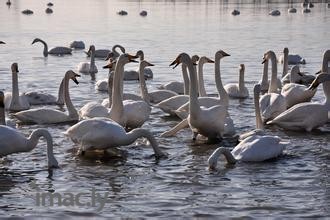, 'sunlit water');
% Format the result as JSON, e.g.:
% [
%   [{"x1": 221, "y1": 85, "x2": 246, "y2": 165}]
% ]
[{"x1": 0, "y1": 0, "x2": 329, "y2": 218}]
